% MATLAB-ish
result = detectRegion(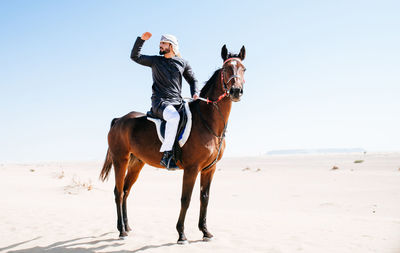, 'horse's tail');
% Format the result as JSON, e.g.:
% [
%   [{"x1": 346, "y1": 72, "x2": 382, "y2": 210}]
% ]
[
  {"x1": 99, "y1": 117, "x2": 120, "y2": 182},
  {"x1": 100, "y1": 148, "x2": 113, "y2": 181}
]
